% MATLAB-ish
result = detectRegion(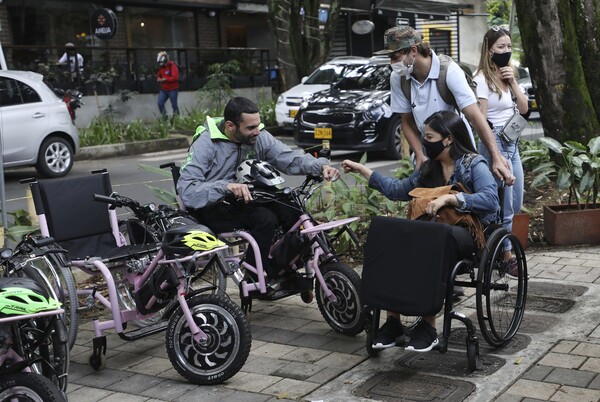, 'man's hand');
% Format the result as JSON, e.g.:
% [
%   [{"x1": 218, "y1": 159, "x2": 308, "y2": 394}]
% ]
[
  {"x1": 492, "y1": 156, "x2": 515, "y2": 185},
  {"x1": 414, "y1": 154, "x2": 428, "y2": 170},
  {"x1": 227, "y1": 183, "x2": 253, "y2": 203},
  {"x1": 322, "y1": 165, "x2": 340, "y2": 181}
]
